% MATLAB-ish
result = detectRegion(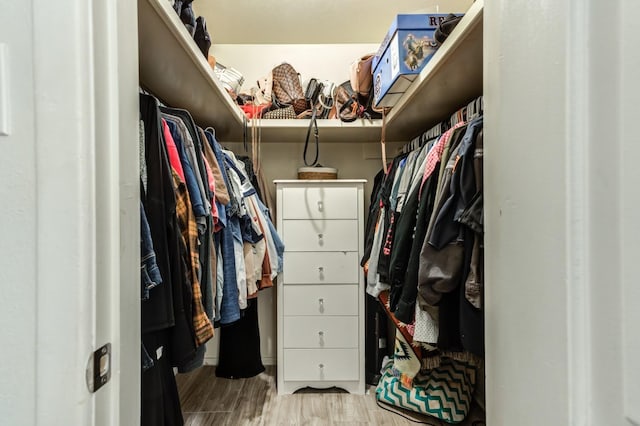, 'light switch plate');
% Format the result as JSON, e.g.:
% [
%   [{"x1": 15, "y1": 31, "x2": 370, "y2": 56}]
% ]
[{"x1": 0, "y1": 43, "x2": 9, "y2": 136}]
